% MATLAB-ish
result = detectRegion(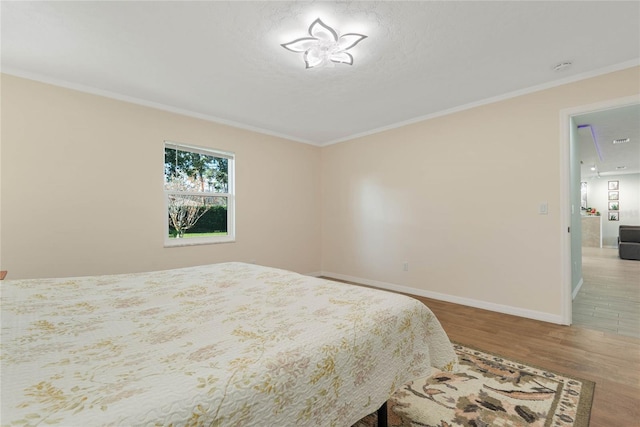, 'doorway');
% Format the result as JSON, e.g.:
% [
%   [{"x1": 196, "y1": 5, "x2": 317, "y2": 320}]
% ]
[{"x1": 562, "y1": 98, "x2": 640, "y2": 337}]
